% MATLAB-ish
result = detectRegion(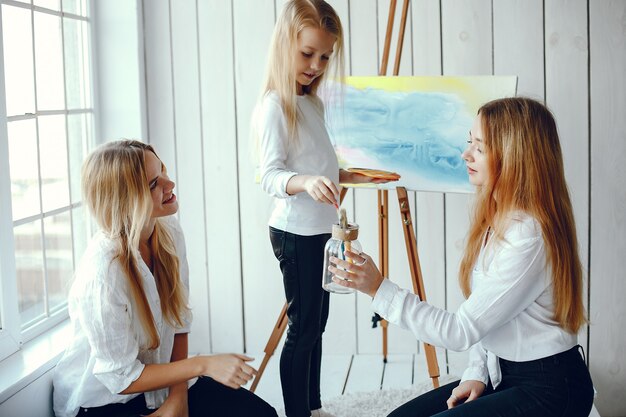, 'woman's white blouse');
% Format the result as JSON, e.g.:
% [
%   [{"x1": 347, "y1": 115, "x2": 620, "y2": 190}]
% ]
[
  {"x1": 371, "y1": 213, "x2": 577, "y2": 388},
  {"x1": 52, "y1": 216, "x2": 191, "y2": 417}
]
